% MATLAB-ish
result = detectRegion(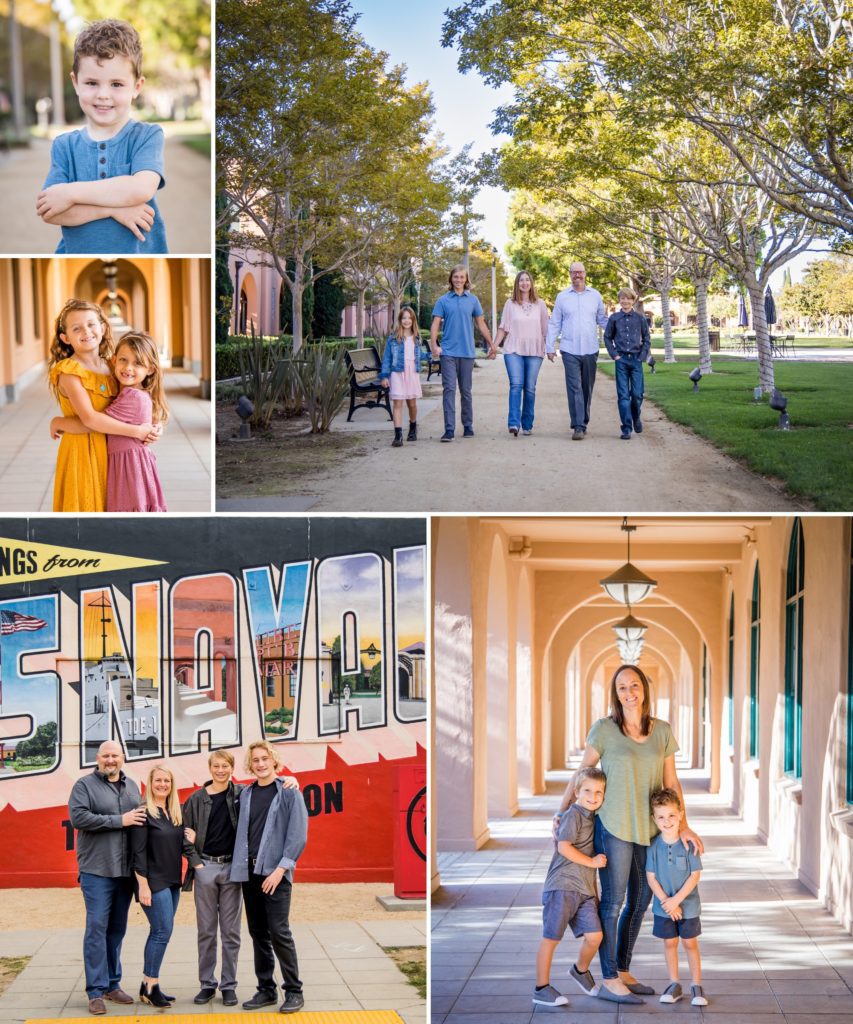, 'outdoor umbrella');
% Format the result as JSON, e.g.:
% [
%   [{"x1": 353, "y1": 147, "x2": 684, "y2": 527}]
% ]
[
  {"x1": 764, "y1": 286, "x2": 777, "y2": 328},
  {"x1": 738, "y1": 292, "x2": 749, "y2": 328}
]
